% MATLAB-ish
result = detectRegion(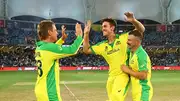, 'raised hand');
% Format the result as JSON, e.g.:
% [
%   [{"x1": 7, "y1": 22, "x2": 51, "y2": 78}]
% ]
[
  {"x1": 84, "y1": 20, "x2": 91, "y2": 35},
  {"x1": 61, "y1": 25, "x2": 68, "y2": 41},
  {"x1": 124, "y1": 12, "x2": 136, "y2": 23},
  {"x1": 75, "y1": 23, "x2": 83, "y2": 37}
]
